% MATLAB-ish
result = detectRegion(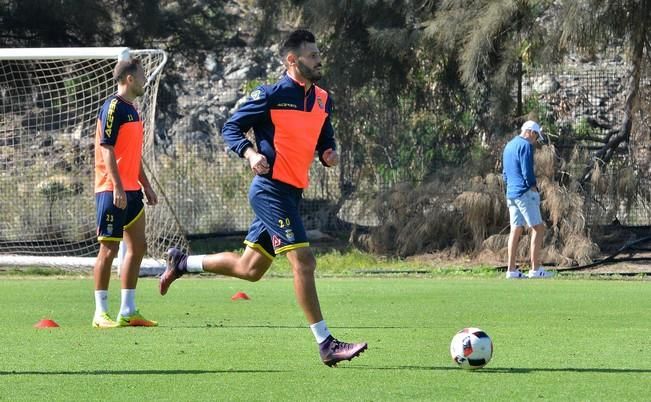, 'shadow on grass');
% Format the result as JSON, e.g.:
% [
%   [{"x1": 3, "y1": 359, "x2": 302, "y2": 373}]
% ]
[
  {"x1": 0, "y1": 369, "x2": 287, "y2": 376},
  {"x1": 346, "y1": 365, "x2": 651, "y2": 374},
  {"x1": 5, "y1": 366, "x2": 649, "y2": 375},
  {"x1": 173, "y1": 325, "x2": 410, "y2": 329}
]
